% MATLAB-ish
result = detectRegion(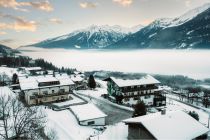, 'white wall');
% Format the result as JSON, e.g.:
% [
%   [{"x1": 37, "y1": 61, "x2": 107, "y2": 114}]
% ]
[
  {"x1": 24, "y1": 85, "x2": 71, "y2": 105},
  {"x1": 80, "y1": 117, "x2": 105, "y2": 126}
]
